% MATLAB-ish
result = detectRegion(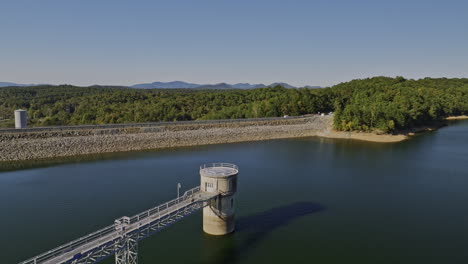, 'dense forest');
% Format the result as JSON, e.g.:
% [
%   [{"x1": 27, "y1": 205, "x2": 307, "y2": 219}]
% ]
[
  {"x1": 332, "y1": 77, "x2": 468, "y2": 132},
  {"x1": 0, "y1": 85, "x2": 334, "y2": 126},
  {"x1": 1, "y1": 77, "x2": 468, "y2": 133}
]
